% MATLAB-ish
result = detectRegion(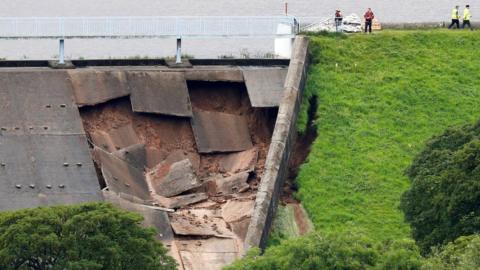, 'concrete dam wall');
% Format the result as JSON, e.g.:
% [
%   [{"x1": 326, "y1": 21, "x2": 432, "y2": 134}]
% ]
[{"x1": 0, "y1": 37, "x2": 310, "y2": 269}]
